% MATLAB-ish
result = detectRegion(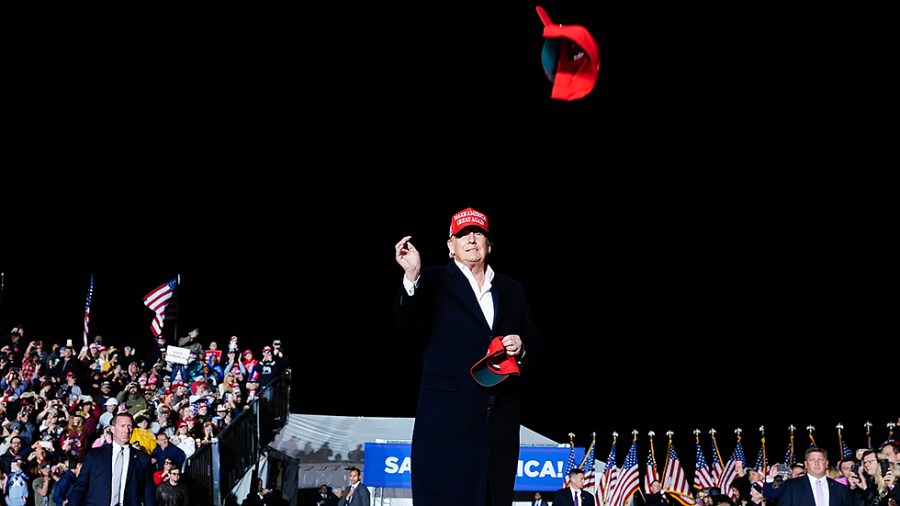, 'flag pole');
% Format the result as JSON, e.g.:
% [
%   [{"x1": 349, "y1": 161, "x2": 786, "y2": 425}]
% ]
[
  {"x1": 836, "y1": 423, "x2": 844, "y2": 461},
  {"x1": 759, "y1": 425, "x2": 767, "y2": 475},
  {"x1": 787, "y1": 425, "x2": 796, "y2": 465},
  {"x1": 83, "y1": 274, "x2": 94, "y2": 348},
  {"x1": 171, "y1": 273, "x2": 181, "y2": 341},
  {"x1": 0, "y1": 272, "x2": 5, "y2": 327}
]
